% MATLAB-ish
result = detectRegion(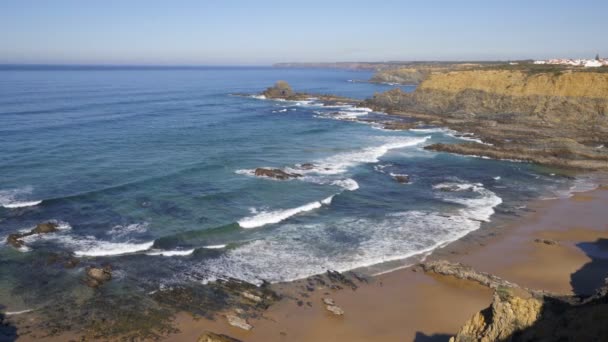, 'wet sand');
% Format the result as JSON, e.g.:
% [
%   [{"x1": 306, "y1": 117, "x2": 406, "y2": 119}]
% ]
[{"x1": 170, "y1": 186, "x2": 608, "y2": 342}]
